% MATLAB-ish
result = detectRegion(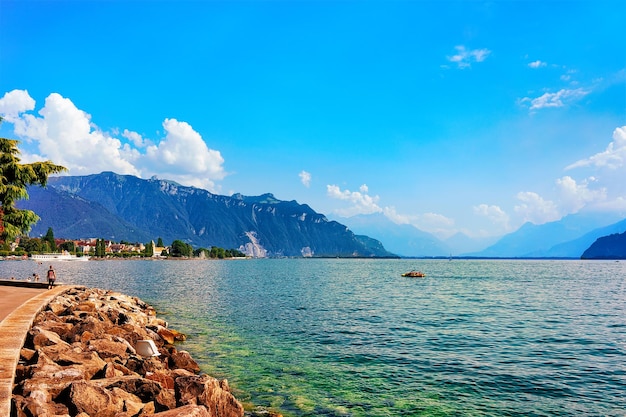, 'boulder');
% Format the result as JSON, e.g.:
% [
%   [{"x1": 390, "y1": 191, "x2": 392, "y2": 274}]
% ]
[
  {"x1": 87, "y1": 338, "x2": 130, "y2": 358},
  {"x1": 156, "y1": 325, "x2": 188, "y2": 344},
  {"x1": 39, "y1": 344, "x2": 107, "y2": 379},
  {"x1": 169, "y1": 348, "x2": 201, "y2": 373},
  {"x1": 152, "y1": 404, "x2": 211, "y2": 417},
  {"x1": 175, "y1": 374, "x2": 244, "y2": 417},
  {"x1": 30, "y1": 326, "x2": 70, "y2": 350},
  {"x1": 12, "y1": 393, "x2": 70, "y2": 417},
  {"x1": 69, "y1": 380, "x2": 125, "y2": 417}
]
